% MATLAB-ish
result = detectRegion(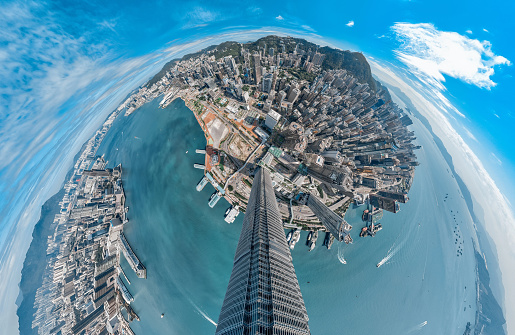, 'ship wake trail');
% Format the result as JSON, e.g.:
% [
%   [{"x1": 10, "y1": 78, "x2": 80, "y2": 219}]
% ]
[
  {"x1": 406, "y1": 320, "x2": 428, "y2": 333},
  {"x1": 187, "y1": 297, "x2": 218, "y2": 326},
  {"x1": 377, "y1": 225, "x2": 413, "y2": 267},
  {"x1": 337, "y1": 244, "x2": 346, "y2": 264}
]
